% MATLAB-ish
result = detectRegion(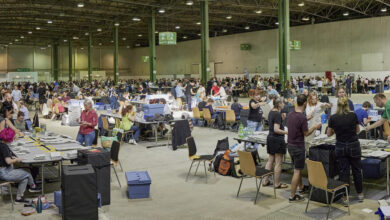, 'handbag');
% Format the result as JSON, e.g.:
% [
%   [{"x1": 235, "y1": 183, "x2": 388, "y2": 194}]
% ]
[{"x1": 0, "y1": 127, "x2": 15, "y2": 143}]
